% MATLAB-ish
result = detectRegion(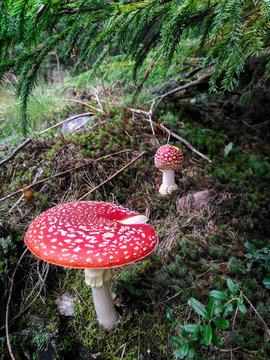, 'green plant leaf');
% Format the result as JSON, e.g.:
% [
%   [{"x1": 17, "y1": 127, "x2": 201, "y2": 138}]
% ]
[
  {"x1": 214, "y1": 304, "x2": 225, "y2": 317},
  {"x1": 263, "y1": 278, "x2": 270, "y2": 289},
  {"x1": 213, "y1": 317, "x2": 230, "y2": 330},
  {"x1": 181, "y1": 329, "x2": 190, "y2": 340},
  {"x1": 166, "y1": 307, "x2": 173, "y2": 322},
  {"x1": 227, "y1": 278, "x2": 239, "y2": 296},
  {"x1": 180, "y1": 324, "x2": 199, "y2": 333},
  {"x1": 187, "y1": 347, "x2": 195, "y2": 359},
  {"x1": 191, "y1": 325, "x2": 201, "y2": 341},
  {"x1": 173, "y1": 343, "x2": 190, "y2": 359},
  {"x1": 224, "y1": 302, "x2": 234, "y2": 316},
  {"x1": 237, "y1": 297, "x2": 247, "y2": 315},
  {"x1": 209, "y1": 290, "x2": 228, "y2": 301},
  {"x1": 212, "y1": 332, "x2": 223, "y2": 346},
  {"x1": 188, "y1": 298, "x2": 209, "y2": 319},
  {"x1": 203, "y1": 324, "x2": 213, "y2": 346},
  {"x1": 244, "y1": 242, "x2": 256, "y2": 252},
  {"x1": 170, "y1": 335, "x2": 184, "y2": 345},
  {"x1": 206, "y1": 297, "x2": 215, "y2": 318}
]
